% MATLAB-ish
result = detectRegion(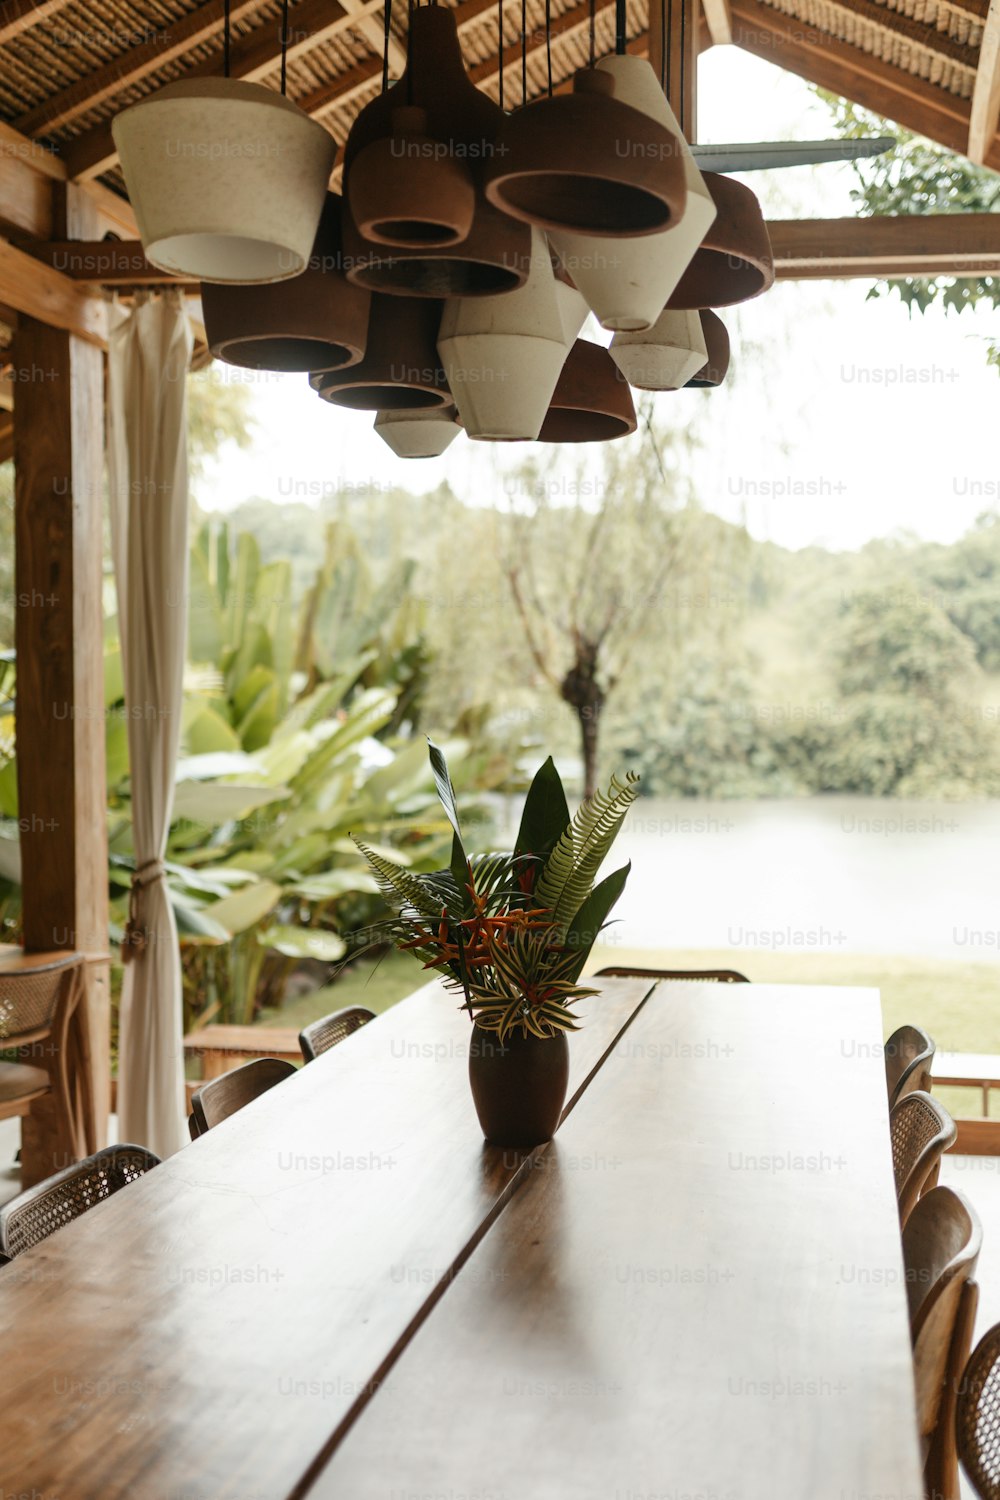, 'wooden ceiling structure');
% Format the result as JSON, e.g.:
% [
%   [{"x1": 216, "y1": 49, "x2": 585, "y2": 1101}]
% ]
[{"x1": 0, "y1": 0, "x2": 999, "y2": 1154}]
